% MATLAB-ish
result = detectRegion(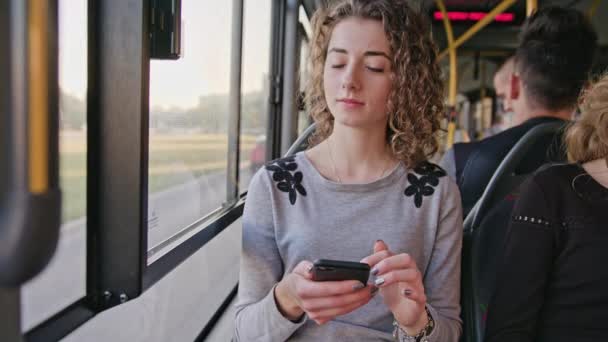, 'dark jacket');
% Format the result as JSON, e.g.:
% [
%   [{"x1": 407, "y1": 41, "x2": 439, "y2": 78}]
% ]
[
  {"x1": 443, "y1": 117, "x2": 567, "y2": 217},
  {"x1": 486, "y1": 164, "x2": 608, "y2": 342}
]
